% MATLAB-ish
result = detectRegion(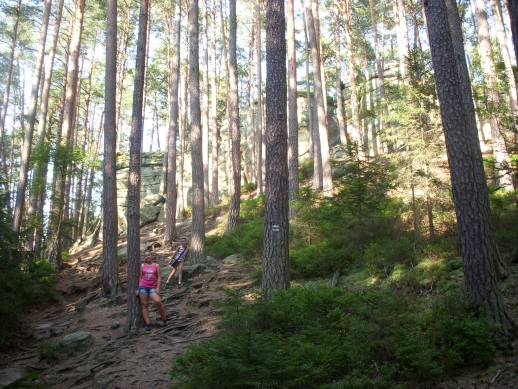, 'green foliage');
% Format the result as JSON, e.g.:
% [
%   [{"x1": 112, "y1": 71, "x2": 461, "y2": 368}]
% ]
[
  {"x1": 171, "y1": 286, "x2": 497, "y2": 389},
  {"x1": 35, "y1": 339, "x2": 76, "y2": 364},
  {"x1": 290, "y1": 242, "x2": 355, "y2": 279},
  {"x1": 299, "y1": 158, "x2": 314, "y2": 180},
  {"x1": 0, "y1": 181, "x2": 59, "y2": 350},
  {"x1": 205, "y1": 218, "x2": 264, "y2": 259},
  {"x1": 239, "y1": 195, "x2": 264, "y2": 223},
  {"x1": 241, "y1": 182, "x2": 257, "y2": 194}
]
